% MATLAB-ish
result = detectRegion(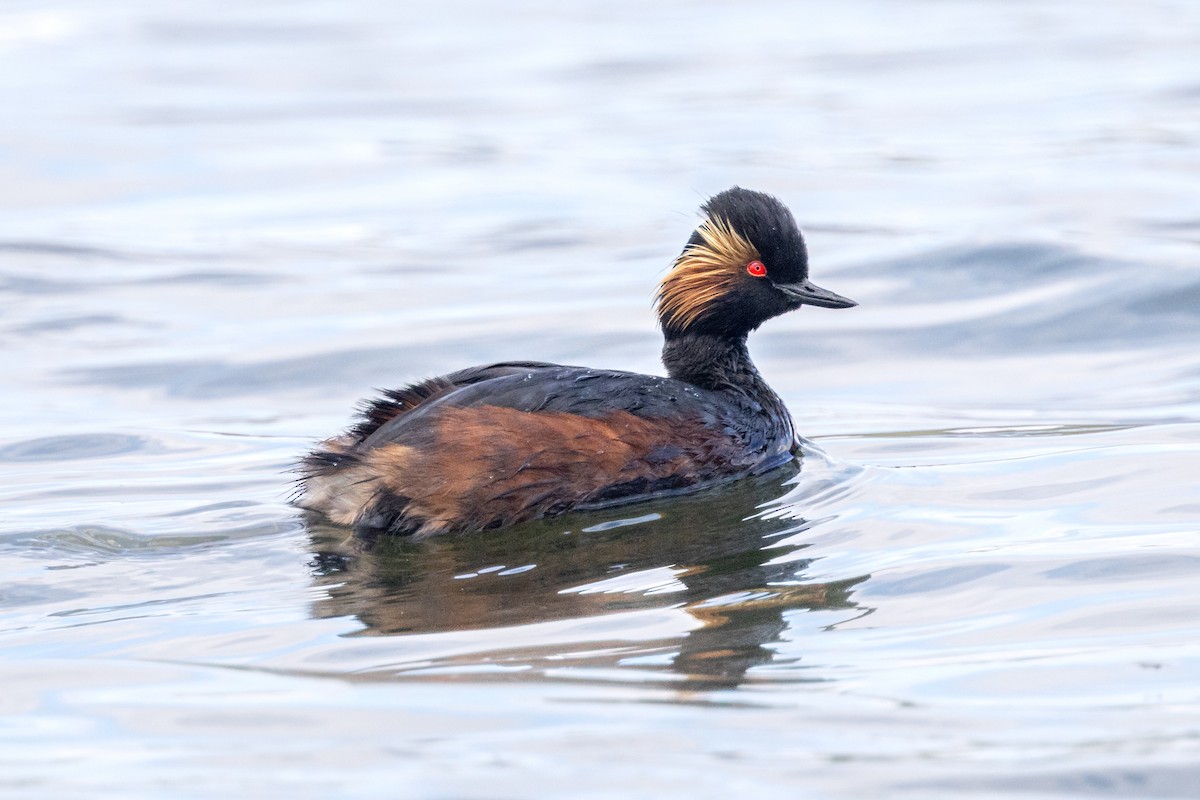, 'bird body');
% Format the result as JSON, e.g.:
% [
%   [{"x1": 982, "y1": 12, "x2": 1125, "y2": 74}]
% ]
[{"x1": 299, "y1": 188, "x2": 855, "y2": 537}]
